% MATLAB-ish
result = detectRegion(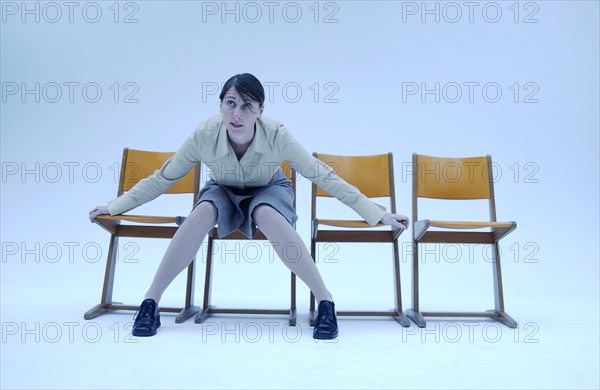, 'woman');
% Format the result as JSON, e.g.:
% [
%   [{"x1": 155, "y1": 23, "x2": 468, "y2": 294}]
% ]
[{"x1": 88, "y1": 73, "x2": 409, "y2": 339}]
